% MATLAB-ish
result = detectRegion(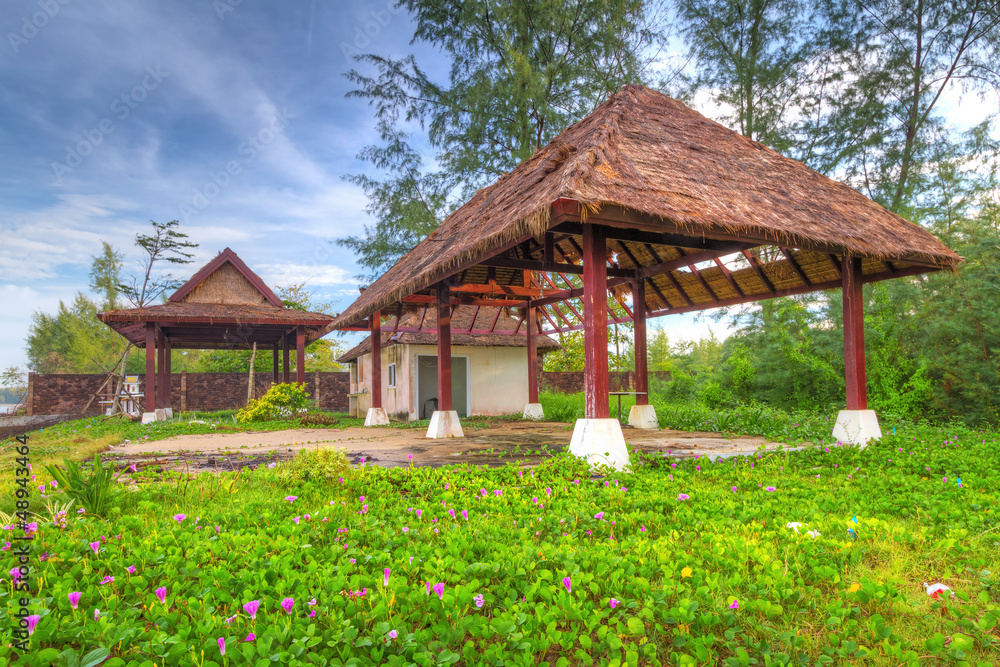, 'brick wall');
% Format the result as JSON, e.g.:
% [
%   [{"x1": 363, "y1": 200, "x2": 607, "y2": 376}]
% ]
[
  {"x1": 539, "y1": 371, "x2": 671, "y2": 394},
  {"x1": 27, "y1": 372, "x2": 351, "y2": 416}
]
